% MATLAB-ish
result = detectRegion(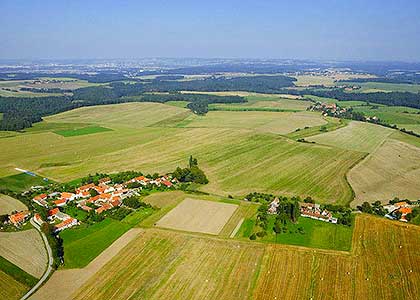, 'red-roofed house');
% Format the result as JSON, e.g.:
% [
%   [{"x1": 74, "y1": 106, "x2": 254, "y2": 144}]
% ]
[
  {"x1": 9, "y1": 211, "x2": 30, "y2": 226},
  {"x1": 48, "y1": 208, "x2": 60, "y2": 221},
  {"x1": 75, "y1": 183, "x2": 95, "y2": 194},
  {"x1": 54, "y1": 217, "x2": 78, "y2": 232},
  {"x1": 33, "y1": 194, "x2": 48, "y2": 207},
  {"x1": 95, "y1": 203, "x2": 112, "y2": 214},
  {"x1": 162, "y1": 180, "x2": 173, "y2": 188},
  {"x1": 33, "y1": 213, "x2": 44, "y2": 226},
  {"x1": 54, "y1": 198, "x2": 67, "y2": 207}
]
